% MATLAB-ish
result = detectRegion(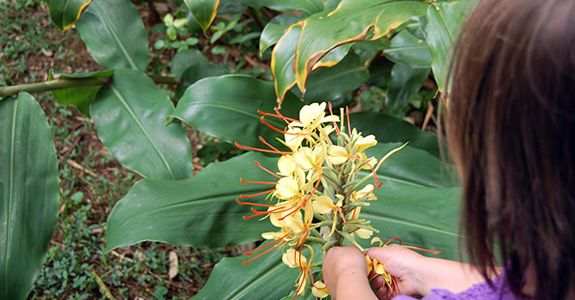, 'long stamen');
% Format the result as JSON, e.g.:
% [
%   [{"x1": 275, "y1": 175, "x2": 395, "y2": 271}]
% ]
[
  {"x1": 257, "y1": 109, "x2": 298, "y2": 124},
  {"x1": 327, "y1": 102, "x2": 341, "y2": 135},
  {"x1": 240, "y1": 189, "x2": 276, "y2": 199},
  {"x1": 240, "y1": 178, "x2": 277, "y2": 185},
  {"x1": 245, "y1": 231, "x2": 291, "y2": 256},
  {"x1": 243, "y1": 240, "x2": 287, "y2": 265},
  {"x1": 346, "y1": 106, "x2": 352, "y2": 136},
  {"x1": 235, "y1": 141, "x2": 293, "y2": 155},
  {"x1": 258, "y1": 136, "x2": 282, "y2": 152},
  {"x1": 279, "y1": 170, "x2": 322, "y2": 221},
  {"x1": 236, "y1": 199, "x2": 275, "y2": 207},
  {"x1": 260, "y1": 116, "x2": 289, "y2": 134},
  {"x1": 254, "y1": 161, "x2": 282, "y2": 179}
]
